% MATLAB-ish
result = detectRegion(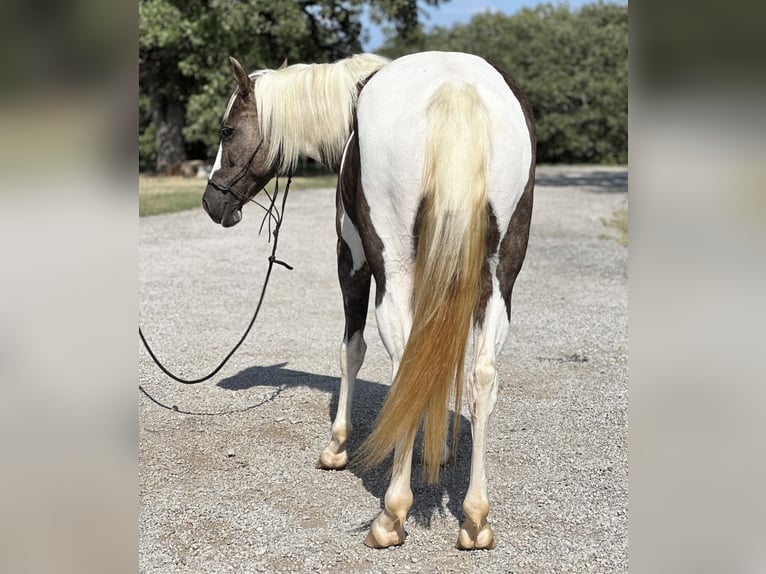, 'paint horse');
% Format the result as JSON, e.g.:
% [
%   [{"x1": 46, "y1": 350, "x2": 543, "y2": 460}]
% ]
[{"x1": 202, "y1": 51, "x2": 535, "y2": 550}]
